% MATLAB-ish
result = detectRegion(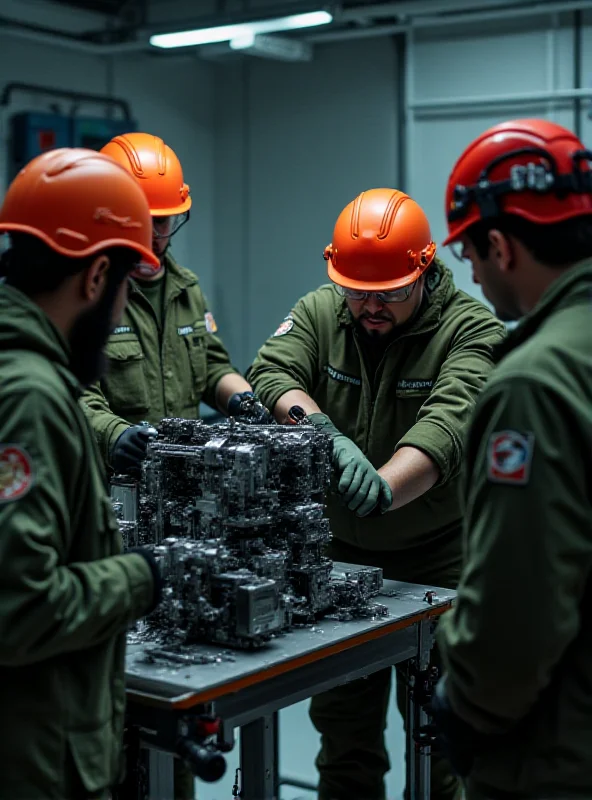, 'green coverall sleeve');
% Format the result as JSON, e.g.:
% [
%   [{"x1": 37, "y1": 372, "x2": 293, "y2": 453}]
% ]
[
  {"x1": 246, "y1": 298, "x2": 320, "y2": 410},
  {"x1": 0, "y1": 389, "x2": 155, "y2": 666},
  {"x1": 438, "y1": 376, "x2": 592, "y2": 734},
  {"x1": 201, "y1": 295, "x2": 244, "y2": 408},
  {"x1": 396, "y1": 313, "x2": 505, "y2": 485},
  {"x1": 80, "y1": 382, "x2": 130, "y2": 466}
]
